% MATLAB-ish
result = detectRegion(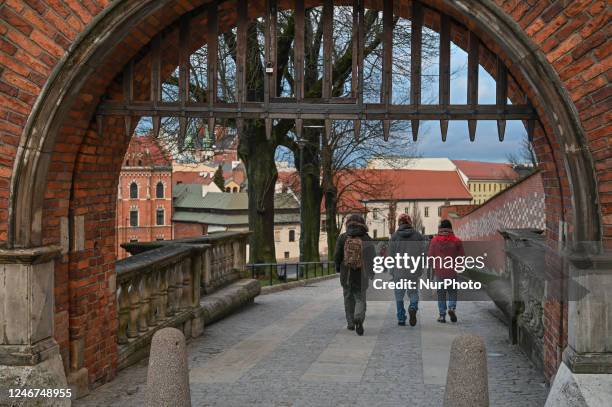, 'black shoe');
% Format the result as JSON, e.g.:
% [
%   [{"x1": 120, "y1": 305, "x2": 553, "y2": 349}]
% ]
[
  {"x1": 408, "y1": 308, "x2": 417, "y2": 326},
  {"x1": 398, "y1": 321, "x2": 406, "y2": 326},
  {"x1": 355, "y1": 321, "x2": 364, "y2": 336},
  {"x1": 437, "y1": 315, "x2": 446, "y2": 323},
  {"x1": 347, "y1": 324, "x2": 355, "y2": 331},
  {"x1": 448, "y1": 309, "x2": 457, "y2": 323}
]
